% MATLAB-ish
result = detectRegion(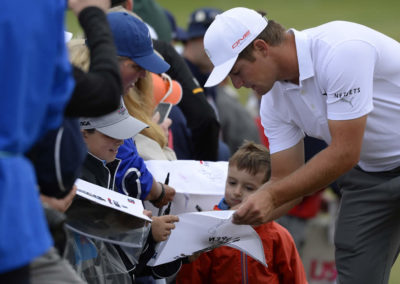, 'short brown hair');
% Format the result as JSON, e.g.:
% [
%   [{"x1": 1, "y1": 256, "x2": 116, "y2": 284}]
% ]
[
  {"x1": 83, "y1": 128, "x2": 96, "y2": 134},
  {"x1": 238, "y1": 20, "x2": 286, "y2": 62},
  {"x1": 229, "y1": 141, "x2": 271, "y2": 183}
]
